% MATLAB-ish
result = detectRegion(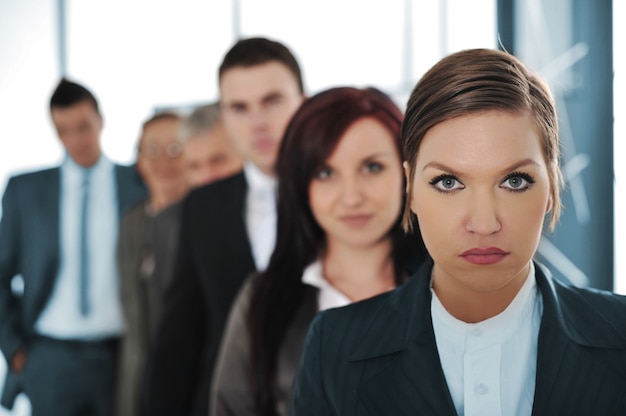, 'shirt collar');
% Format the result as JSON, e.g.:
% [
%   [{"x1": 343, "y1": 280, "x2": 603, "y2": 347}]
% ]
[
  {"x1": 431, "y1": 262, "x2": 538, "y2": 347},
  {"x1": 243, "y1": 161, "x2": 276, "y2": 196},
  {"x1": 62, "y1": 153, "x2": 111, "y2": 179},
  {"x1": 61, "y1": 155, "x2": 113, "y2": 186},
  {"x1": 301, "y1": 259, "x2": 352, "y2": 311}
]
